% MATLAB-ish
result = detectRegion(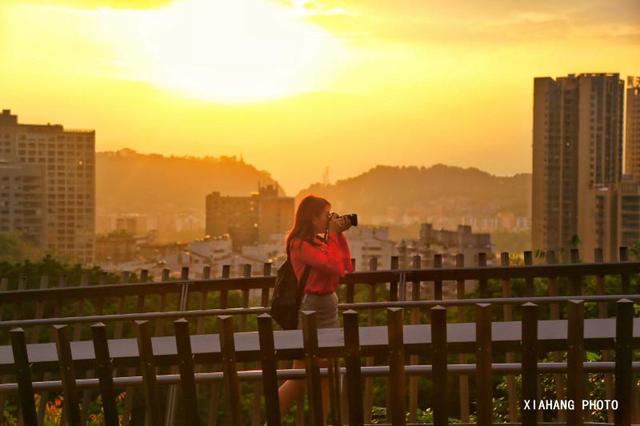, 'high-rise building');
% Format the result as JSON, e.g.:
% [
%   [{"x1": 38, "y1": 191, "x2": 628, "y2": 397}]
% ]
[
  {"x1": 618, "y1": 176, "x2": 640, "y2": 248},
  {"x1": 0, "y1": 161, "x2": 46, "y2": 245},
  {"x1": 205, "y1": 184, "x2": 293, "y2": 251},
  {"x1": 532, "y1": 74, "x2": 625, "y2": 261},
  {"x1": 625, "y1": 77, "x2": 640, "y2": 179},
  {"x1": 0, "y1": 109, "x2": 95, "y2": 263}
]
